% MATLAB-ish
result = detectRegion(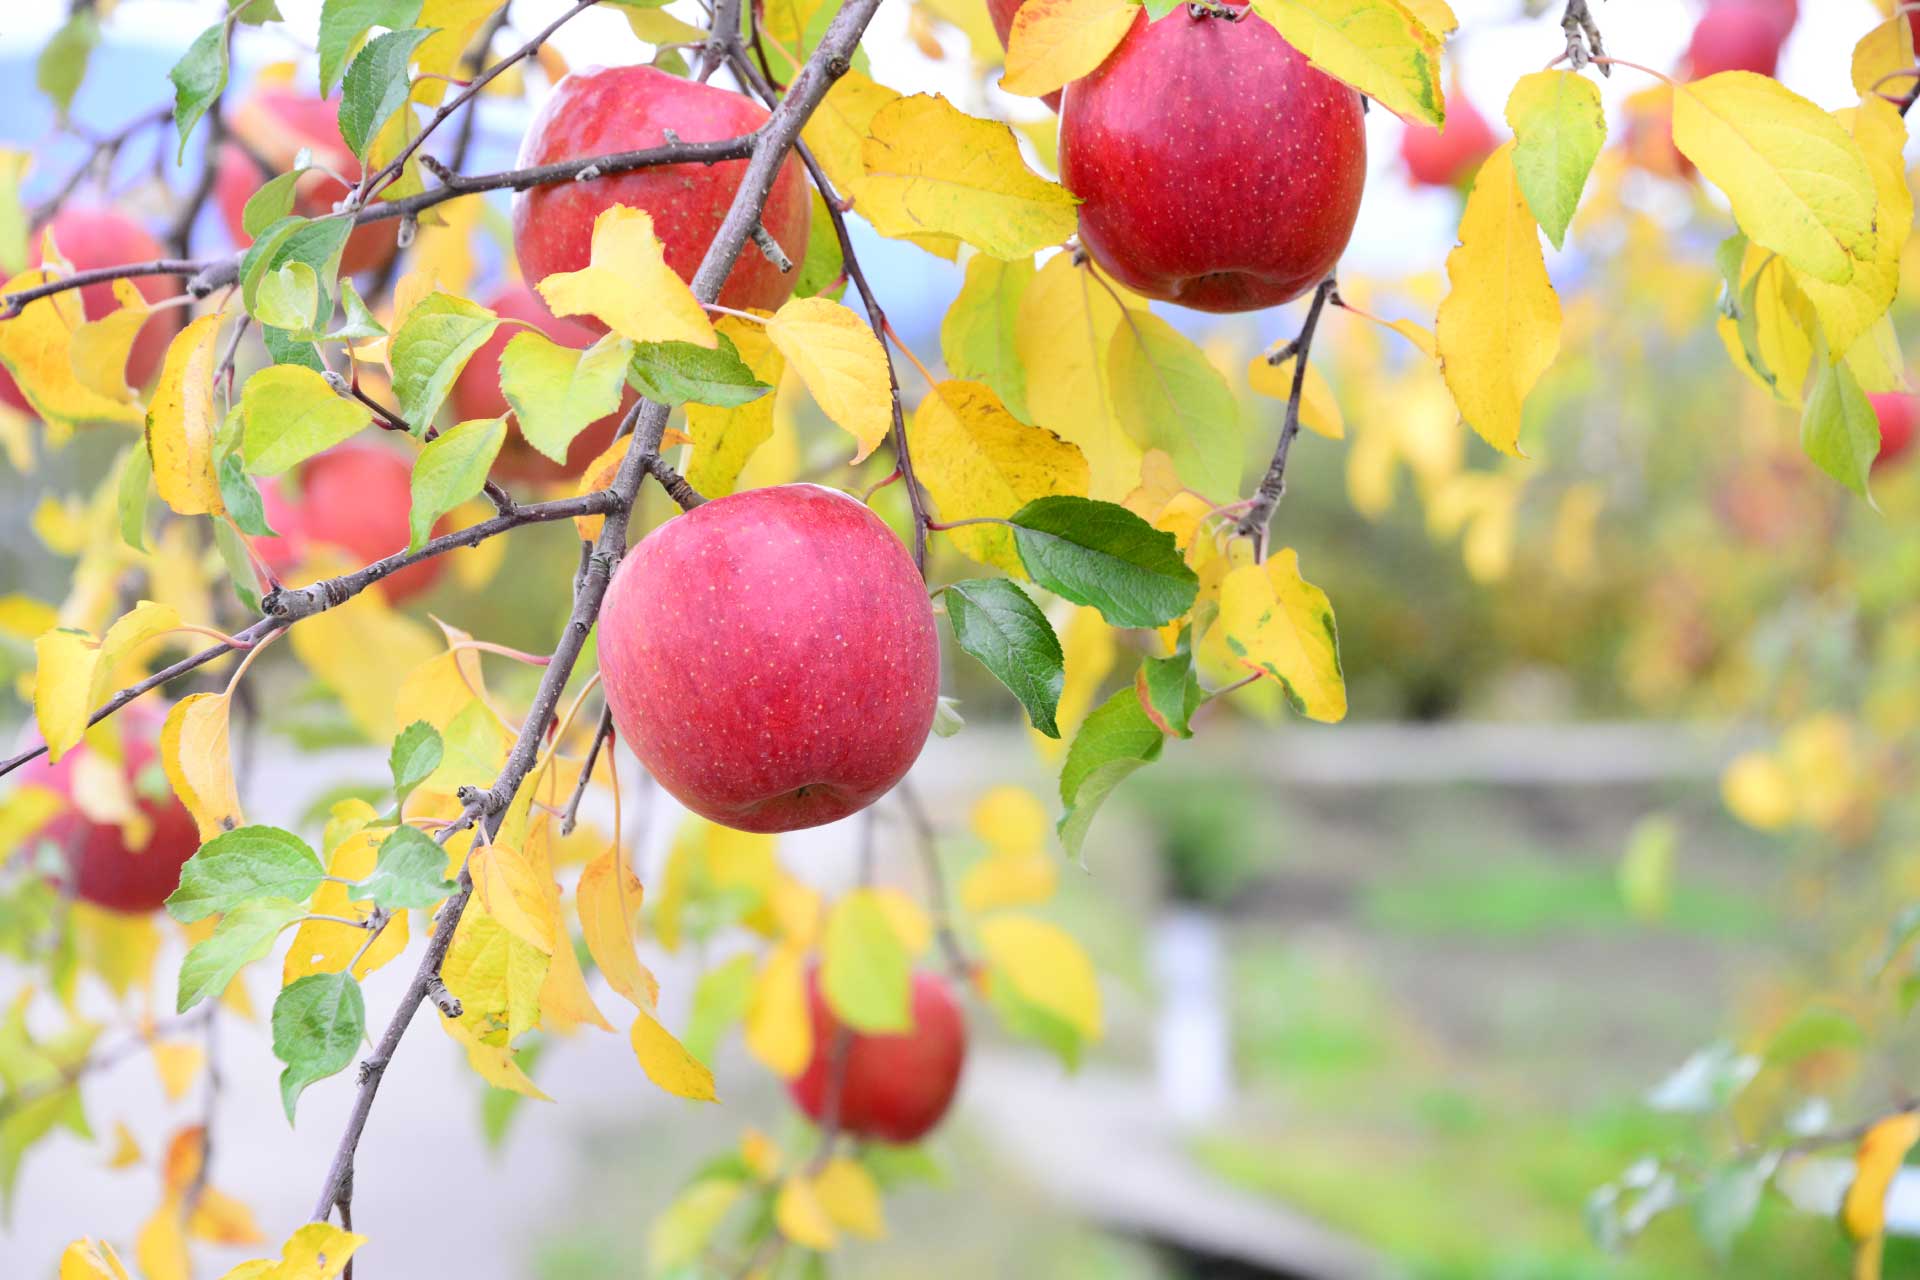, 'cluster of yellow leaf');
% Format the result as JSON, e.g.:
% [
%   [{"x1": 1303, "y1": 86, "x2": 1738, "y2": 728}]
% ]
[
  {"x1": 1722, "y1": 713, "x2": 1876, "y2": 841},
  {"x1": 134, "y1": 1127, "x2": 263, "y2": 1280},
  {"x1": 0, "y1": 229, "x2": 145, "y2": 432},
  {"x1": 648, "y1": 1130, "x2": 885, "y2": 1270}
]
